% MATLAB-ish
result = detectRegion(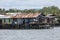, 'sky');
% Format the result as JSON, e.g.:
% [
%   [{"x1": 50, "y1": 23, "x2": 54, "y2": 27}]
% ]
[{"x1": 0, "y1": 0, "x2": 60, "y2": 10}]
